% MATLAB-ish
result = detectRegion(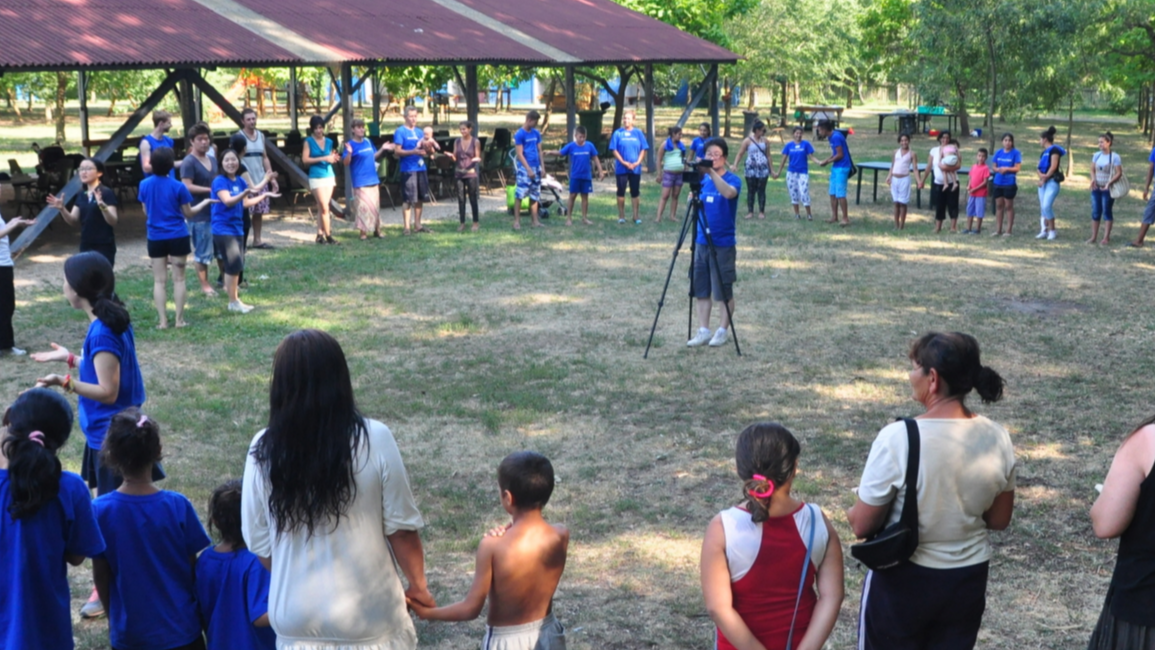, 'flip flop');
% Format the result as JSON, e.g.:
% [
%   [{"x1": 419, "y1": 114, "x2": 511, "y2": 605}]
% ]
[{"x1": 251, "y1": 242, "x2": 275, "y2": 249}]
